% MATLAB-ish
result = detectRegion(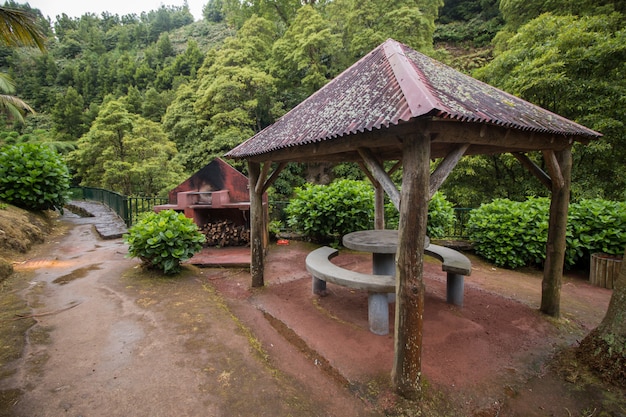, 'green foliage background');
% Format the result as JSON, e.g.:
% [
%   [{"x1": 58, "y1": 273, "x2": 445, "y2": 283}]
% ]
[
  {"x1": 0, "y1": 0, "x2": 622, "y2": 211},
  {"x1": 285, "y1": 180, "x2": 456, "y2": 243}
]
